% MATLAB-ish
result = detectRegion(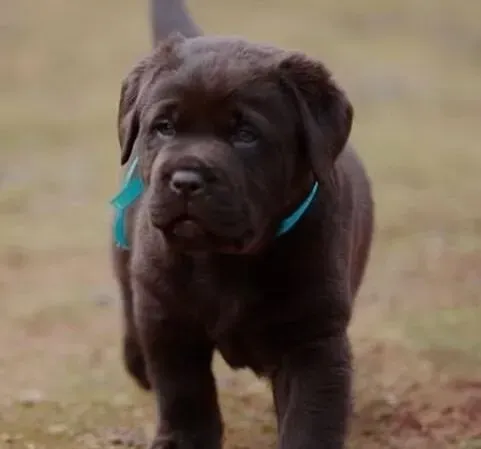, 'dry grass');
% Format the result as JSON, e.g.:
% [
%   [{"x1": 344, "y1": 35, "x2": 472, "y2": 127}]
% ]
[{"x1": 1, "y1": 0, "x2": 481, "y2": 448}]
